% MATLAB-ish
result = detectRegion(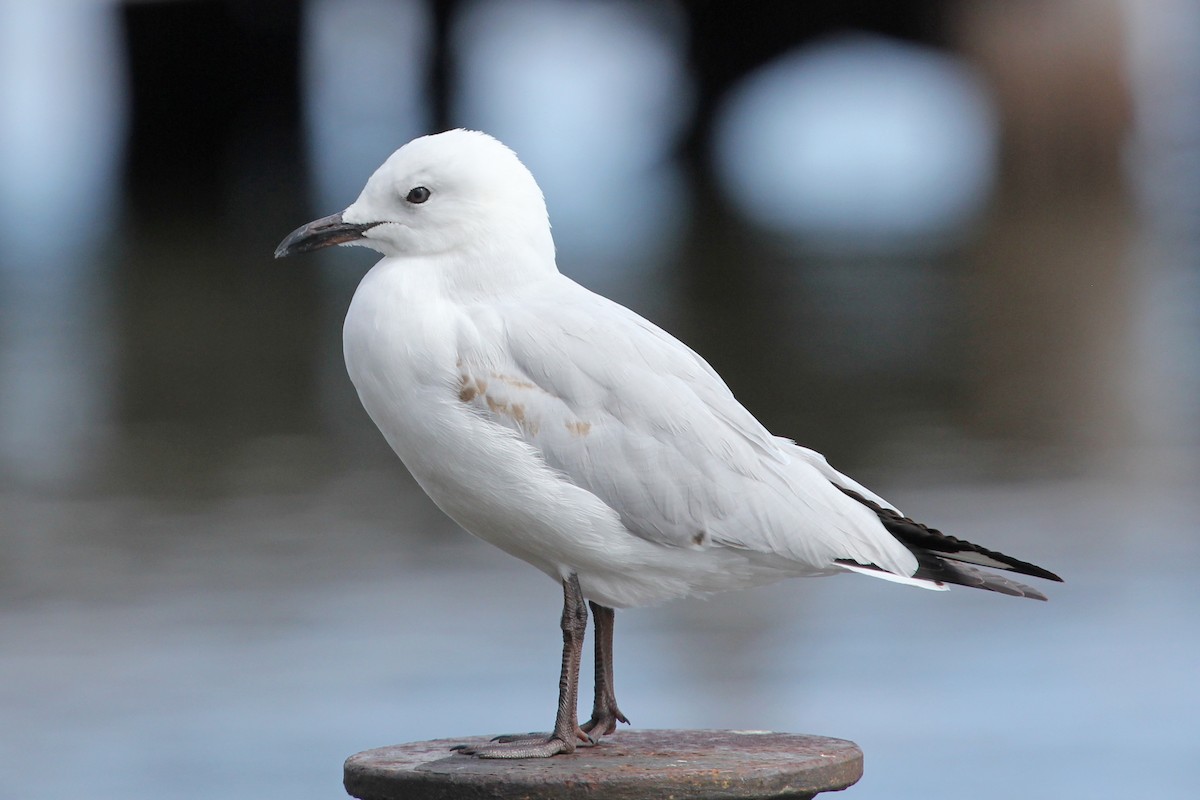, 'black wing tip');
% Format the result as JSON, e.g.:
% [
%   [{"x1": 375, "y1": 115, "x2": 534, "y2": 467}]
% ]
[
  {"x1": 993, "y1": 557, "x2": 1063, "y2": 584},
  {"x1": 834, "y1": 484, "x2": 1064, "y2": 585},
  {"x1": 1039, "y1": 567, "x2": 1065, "y2": 584}
]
